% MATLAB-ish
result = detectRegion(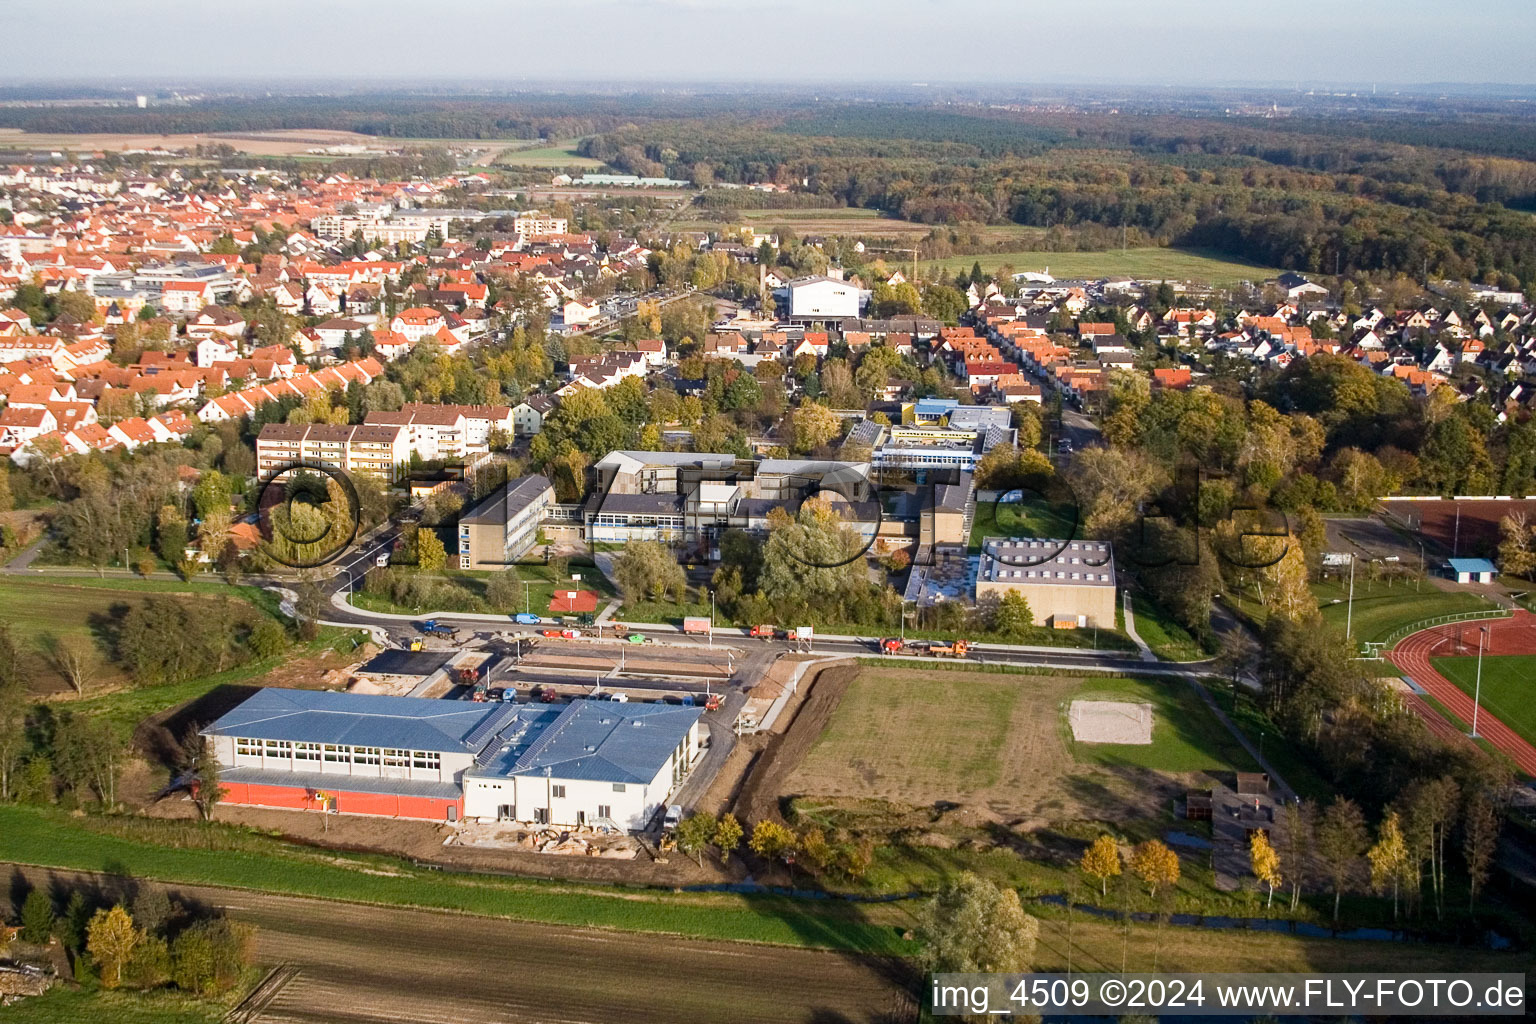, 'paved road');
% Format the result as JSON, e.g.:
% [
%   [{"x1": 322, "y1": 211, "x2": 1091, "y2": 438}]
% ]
[{"x1": 8, "y1": 865, "x2": 914, "y2": 1024}]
